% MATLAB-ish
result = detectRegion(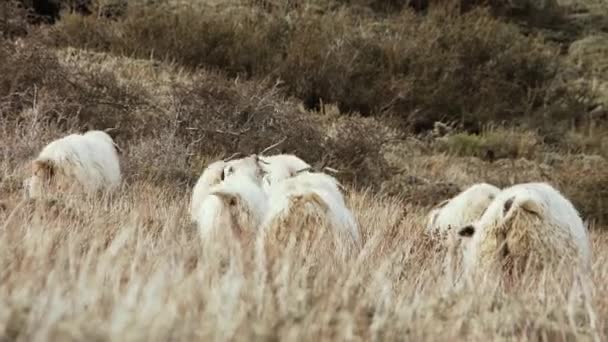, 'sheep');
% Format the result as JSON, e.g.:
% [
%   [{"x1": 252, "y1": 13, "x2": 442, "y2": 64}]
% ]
[
  {"x1": 222, "y1": 154, "x2": 266, "y2": 185},
  {"x1": 426, "y1": 183, "x2": 500, "y2": 239},
  {"x1": 456, "y1": 182, "x2": 592, "y2": 285},
  {"x1": 194, "y1": 172, "x2": 268, "y2": 247},
  {"x1": 190, "y1": 160, "x2": 227, "y2": 223},
  {"x1": 221, "y1": 153, "x2": 311, "y2": 192},
  {"x1": 25, "y1": 130, "x2": 121, "y2": 199},
  {"x1": 258, "y1": 154, "x2": 311, "y2": 193},
  {"x1": 258, "y1": 170, "x2": 359, "y2": 262}
]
